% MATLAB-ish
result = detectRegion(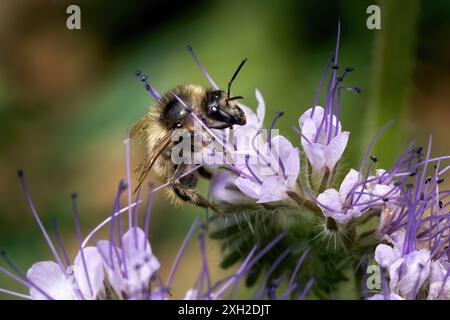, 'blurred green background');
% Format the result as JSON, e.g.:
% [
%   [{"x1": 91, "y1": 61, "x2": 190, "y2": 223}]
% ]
[{"x1": 0, "y1": 0, "x2": 449, "y2": 299}]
